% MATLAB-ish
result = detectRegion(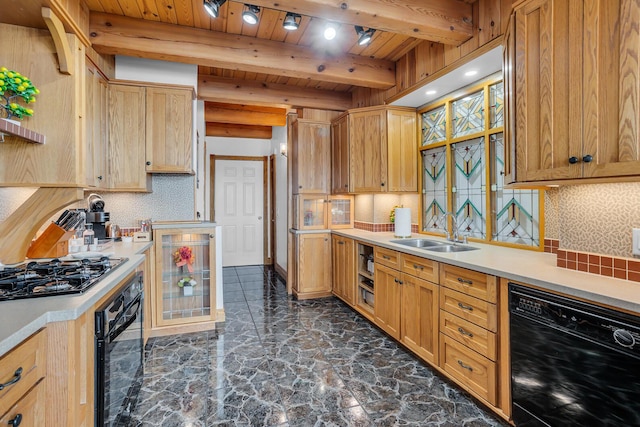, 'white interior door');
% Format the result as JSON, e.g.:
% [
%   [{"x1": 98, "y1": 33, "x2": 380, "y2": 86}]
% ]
[{"x1": 214, "y1": 159, "x2": 264, "y2": 267}]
